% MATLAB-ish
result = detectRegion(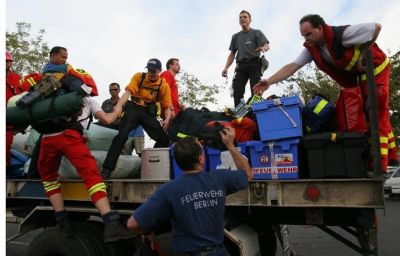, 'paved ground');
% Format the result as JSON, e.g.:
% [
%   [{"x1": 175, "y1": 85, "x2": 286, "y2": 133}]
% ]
[{"x1": 6, "y1": 196, "x2": 400, "y2": 255}]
